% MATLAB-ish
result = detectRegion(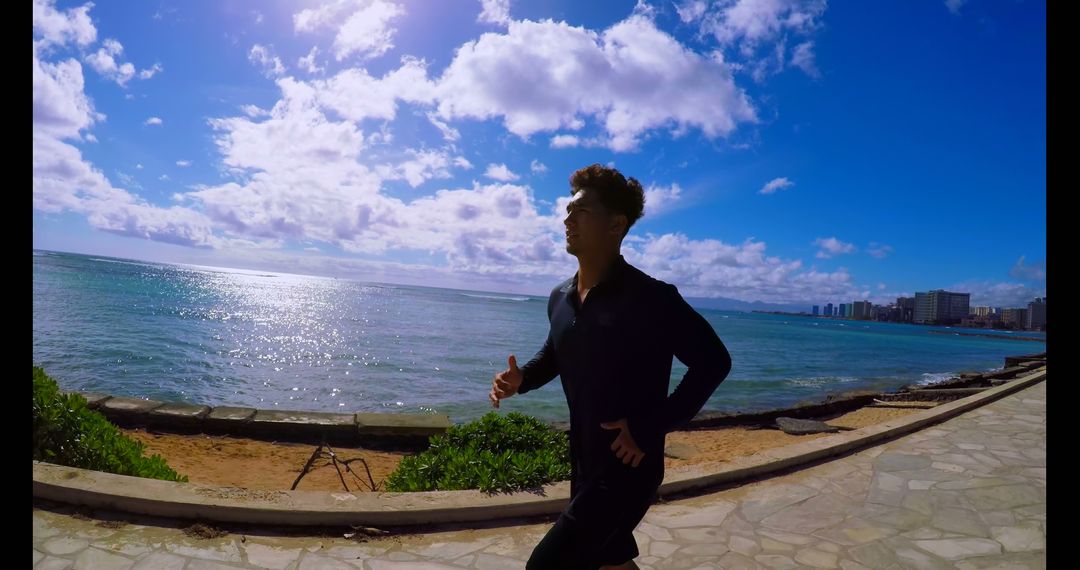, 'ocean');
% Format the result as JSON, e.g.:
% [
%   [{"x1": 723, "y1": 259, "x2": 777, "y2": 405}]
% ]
[{"x1": 33, "y1": 250, "x2": 1046, "y2": 423}]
